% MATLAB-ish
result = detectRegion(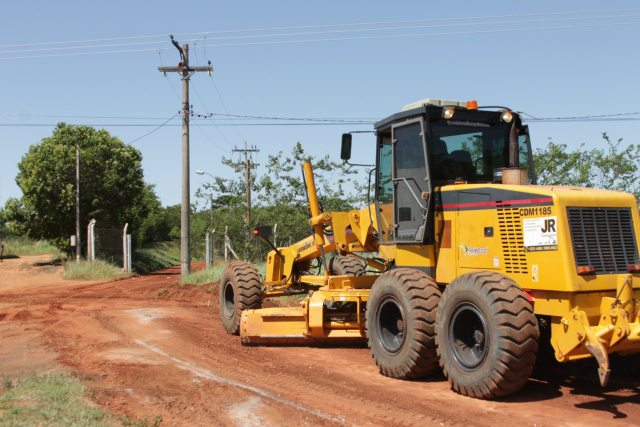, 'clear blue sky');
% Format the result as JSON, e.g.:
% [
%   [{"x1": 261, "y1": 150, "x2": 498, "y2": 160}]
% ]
[{"x1": 1, "y1": 1, "x2": 638, "y2": 209}]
